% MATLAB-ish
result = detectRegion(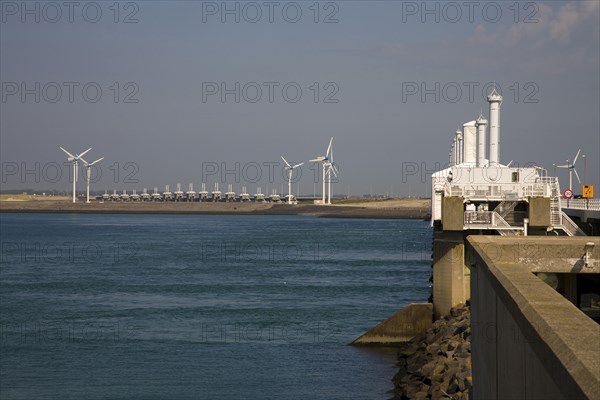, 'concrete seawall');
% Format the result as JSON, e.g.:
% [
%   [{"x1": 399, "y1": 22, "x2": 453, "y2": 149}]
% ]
[
  {"x1": 351, "y1": 303, "x2": 432, "y2": 345},
  {"x1": 467, "y1": 236, "x2": 600, "y2": 400}
]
